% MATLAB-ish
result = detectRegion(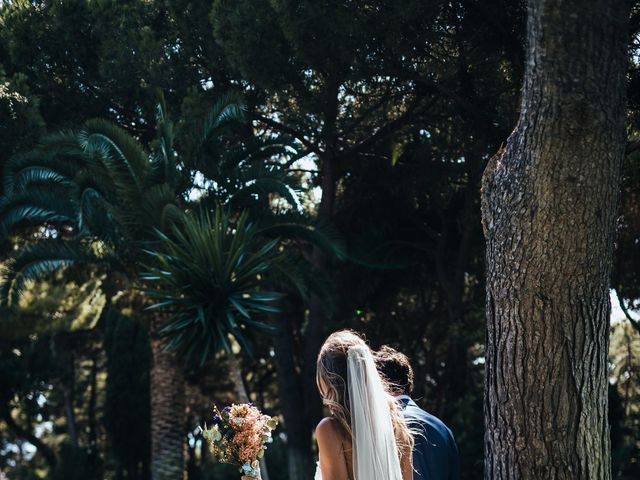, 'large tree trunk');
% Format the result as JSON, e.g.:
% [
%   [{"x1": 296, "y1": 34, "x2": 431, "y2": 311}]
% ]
[
  {"x1": 150, "y1": 315, "x2": 186, "y2": 480},
  {"x1": 481, "y1": 1, "x2": 629, "y2": 479}
]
